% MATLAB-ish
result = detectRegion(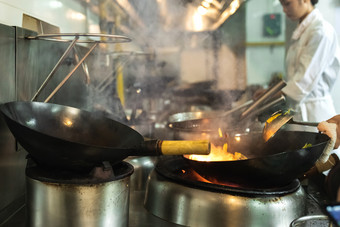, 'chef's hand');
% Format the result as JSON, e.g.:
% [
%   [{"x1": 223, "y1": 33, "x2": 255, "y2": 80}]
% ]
[
  {"x1": 317, "y1": 121, "x2": 337, "y2": 163},
  {"x1": 326, "y1": 115, "x2": 340, "y2": 149}
]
